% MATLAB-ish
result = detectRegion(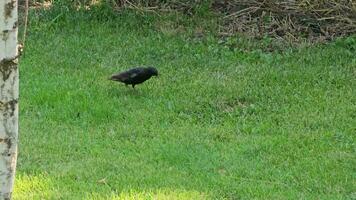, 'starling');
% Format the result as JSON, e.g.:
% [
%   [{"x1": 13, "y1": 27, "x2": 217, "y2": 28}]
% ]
[{"x1": 109, "y1": 66, "x2": 158, "y2": 88}]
